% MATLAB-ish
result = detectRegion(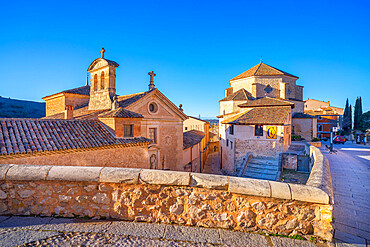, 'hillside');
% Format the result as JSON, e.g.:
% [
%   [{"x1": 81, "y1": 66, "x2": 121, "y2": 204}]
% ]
[{"x1": 0, "y1": 96, "x2": 45, "y2": 118}]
